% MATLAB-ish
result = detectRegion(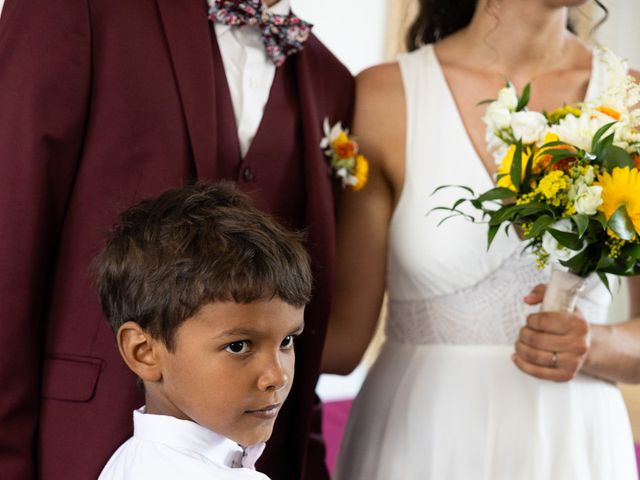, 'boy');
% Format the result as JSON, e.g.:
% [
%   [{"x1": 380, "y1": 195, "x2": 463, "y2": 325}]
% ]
[{"x1": 93, "y1": 183, "x2": 312, "y2": 479}]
